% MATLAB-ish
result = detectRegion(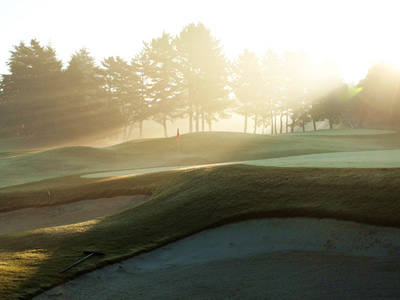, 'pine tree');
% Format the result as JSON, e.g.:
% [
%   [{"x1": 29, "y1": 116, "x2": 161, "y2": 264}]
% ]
[
  {"x1": 145, "y1": 32, "x2": 183, "y2": 137},
  {"x1": 176, "y1": 23, "x2": 230, "y2": 132},
  {"x1": 3, "y1": 39, "x2": 63, "y2": 136},
  {"x1": 233, "y1": 50, "x2": 264, "y2": 133}
]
